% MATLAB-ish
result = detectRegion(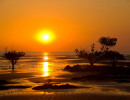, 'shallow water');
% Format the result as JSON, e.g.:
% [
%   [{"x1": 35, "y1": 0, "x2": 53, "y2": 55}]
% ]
[{"x1": 0, "y1": 52, "x2": 130, "y2": 96}]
